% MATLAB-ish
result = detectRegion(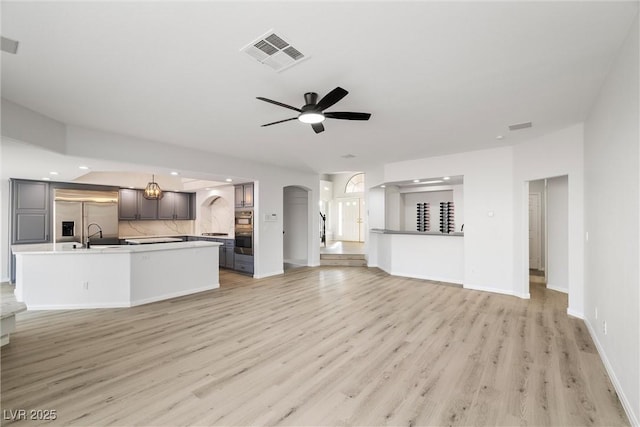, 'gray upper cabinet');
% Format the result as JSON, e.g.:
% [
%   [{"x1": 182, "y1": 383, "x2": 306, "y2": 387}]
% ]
[
  {"x1": 158, "y1": 192, "x2": 193, "y2": 220},
  {"x1": 138, "y1": 194, "x2": 159, "y2": 220},
  {"x1": 120, "y1": 189, "x2": 193, "y2": 220},
  {"x1": 234, "y1": 183, "x2": 254, "y2": 208},
  {"x1": 118, "y1": 189, "x2": 139, "y2": 220},
  {"x1": 11, "y1": 180, "x2": 51, "y2": 244},
  {"x1": 119, "y1": 189, "x2": 158, "y2": 220}
]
